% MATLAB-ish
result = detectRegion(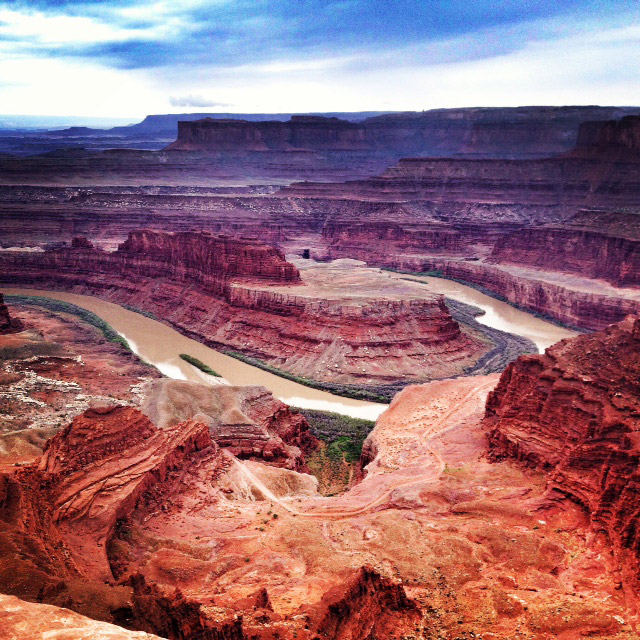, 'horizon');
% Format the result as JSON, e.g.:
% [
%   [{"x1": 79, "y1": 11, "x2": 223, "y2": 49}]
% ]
[
  {"x1": 3, "y1": 103, "x2": 640, "y2": 132},
  {"x1": 0, "y1": 1, "x2": 638, "y2": 118}
]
